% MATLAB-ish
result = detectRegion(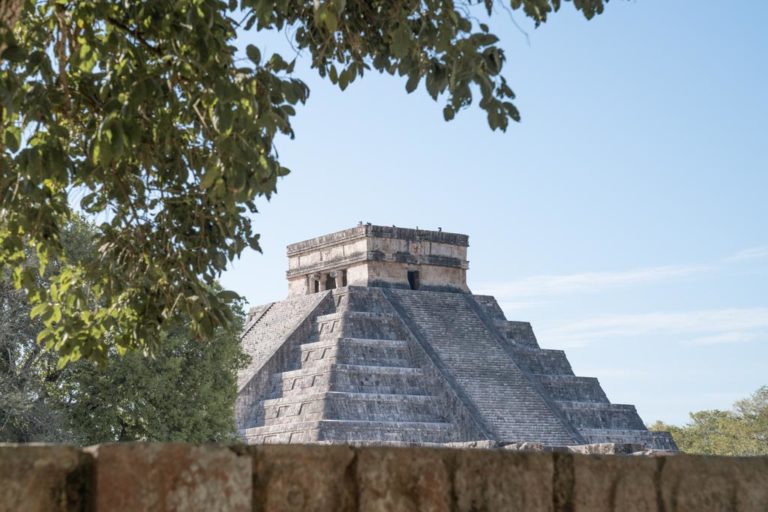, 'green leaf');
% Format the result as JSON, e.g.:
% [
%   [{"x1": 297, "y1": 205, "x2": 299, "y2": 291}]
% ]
[
  {"x1": 319, "y1": 9, "x2": 338, "y2": 33},
  {"x1": 246, "y1": 44, "x2": 261, "y2": 65},
  {"x1": 200, "y1": 168, "x2": 221, "y2": 189},
  {"x1": 2, "y1": 43, "x2": 25, "y2": 63},
  {"x1": 425, "y1": 71, "x2": 438, "y2": 100},
  {"x1": 37, "y1": 328, "x2": 53, "y2": 346},
  {"x1": 93, "y1": 138, "x2": 112, "y2": 166},
  {"x1": 391, "y1": 24, "x2": 412, "y2": 59},
  {"x1": 78, "y1": 43, "x2": 98, "y2": 73},
  {"x1": 216, "y1": 289, "x2": 240, "y2": 302},
  {"x1": 4, "y1": 128, "x2": 20, "y2": 152},
  {"x1": 339, "y1": 69, "x2": 350, "y2": 90},
  {"x1": 405, "y1": 73, "x2": 420, "y2": 94},
  {"x1": 30, "y1": 303, "x2": 49, "y2": 319}
]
